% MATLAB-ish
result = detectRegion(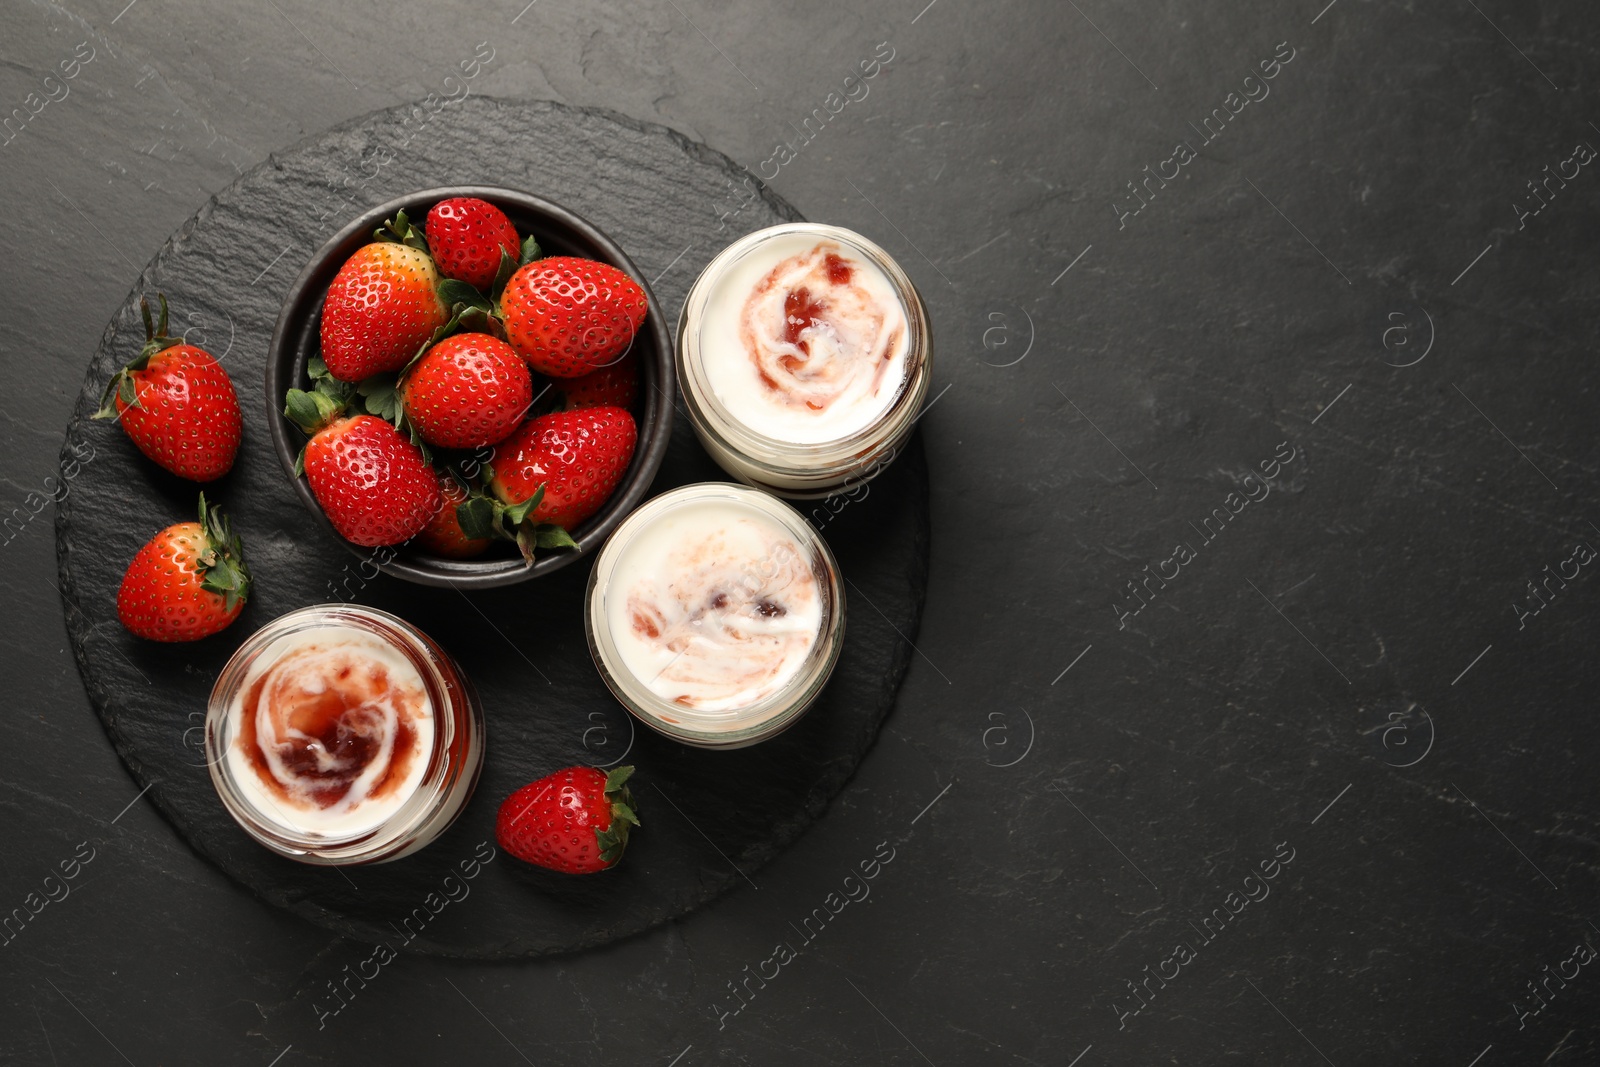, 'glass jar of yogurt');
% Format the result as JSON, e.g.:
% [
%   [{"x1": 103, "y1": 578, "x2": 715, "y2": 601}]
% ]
[
  {"x1": 205, "y1": 605, "x2": 484, "y2": 865},
  {"x1": 677, "y1": 223, "x2": 932, "y2": 498},
  {"x1": 585, "y1": 483, "x2": 845, "y2": 748}
]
